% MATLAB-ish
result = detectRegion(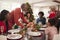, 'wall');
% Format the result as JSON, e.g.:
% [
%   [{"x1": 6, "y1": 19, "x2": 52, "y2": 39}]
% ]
[
  {"x1": 0, "y1": 1, "x2": 20, "y2": 12},
  {"x1": 33, "y1": 6, "x2": 60, "y2": 18},
  {"x1": 0, "y1": 1, "x2": 60, "y2": 19},
  {"x1": 32, "y1": 7, "x2": 50, "y2": 19}
]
